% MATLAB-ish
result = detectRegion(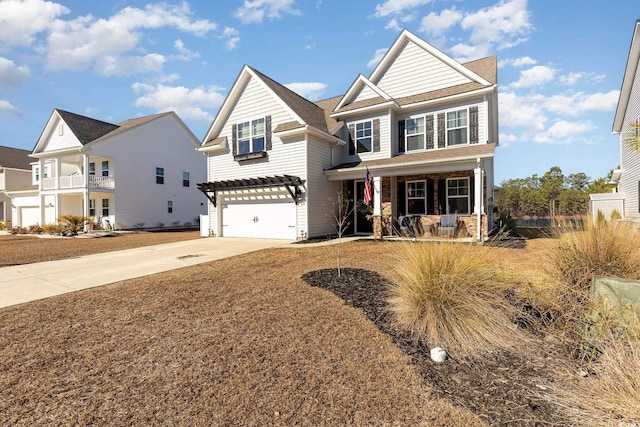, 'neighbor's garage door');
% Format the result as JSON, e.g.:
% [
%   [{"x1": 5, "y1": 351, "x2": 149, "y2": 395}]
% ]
[
  {"x1": 19, "y1": 207, "x2": 40, "y2": 227},
  {"x1": 222, "y1": 200, "x2": 296, "y2": 239}
]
